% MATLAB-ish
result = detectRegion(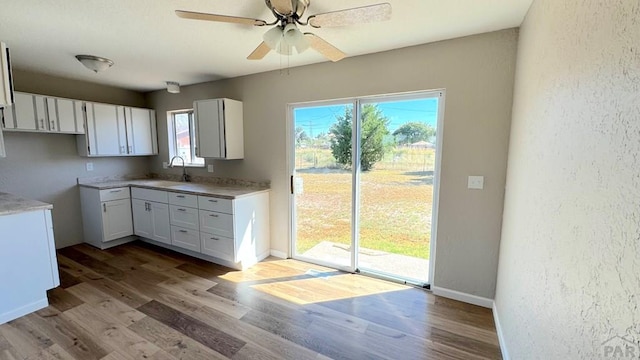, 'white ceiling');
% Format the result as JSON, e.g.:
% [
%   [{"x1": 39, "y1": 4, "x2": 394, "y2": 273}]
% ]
[{"x1": 0, "y1": 0, "x2": 533, "y2": 92}]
